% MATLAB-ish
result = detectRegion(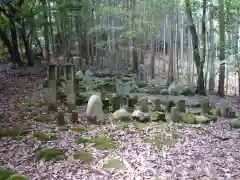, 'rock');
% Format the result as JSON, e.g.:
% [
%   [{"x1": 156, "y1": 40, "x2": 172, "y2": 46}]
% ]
[
  {"x1": 75, "y1": 70, "x2": 84, "y2": 80},
  {"x1": 7, "y1": 63, "x2": 18, "y2": 69},
  {"x1": 180, "y1": 113, "x2": 196, "y2": 124},
  {"x1": 137, "y1": 88, "x2": 148, "y2": 93},
  {"x1": 131, "y1": 110, "x2": 150, "y2": 122},
  {"x1": 160, "y1": 88, "x2": 169, "y2": 95},
  {"x1": 139, "y1": 97, "x2": 148, "y2": 112},
  {"x1": 112, "y1": 108, "x2": 131, "y2": 121},
  {"x1": 149, "y1": 111, "x2": 166, "y2": 122},
  {"x1": 86, "y1": 94, "x2": 104, "y2": 124},
  {"x1": 130, "y1": 83, "x2": 139, "y2": 93},
  {"x1": 181, "y1": 85, "x2": 196, "y2": 96},
  {"x1": 196, "y1": 115, "x2": 211, "y2": 124},
  {"x1": 168, "y1": 82, "x2": 184, "y2": 96},
  {"x1": 230, "y1": 118, "x2": 240, "y2": 128}
]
